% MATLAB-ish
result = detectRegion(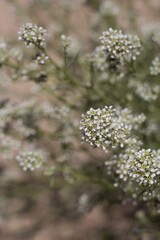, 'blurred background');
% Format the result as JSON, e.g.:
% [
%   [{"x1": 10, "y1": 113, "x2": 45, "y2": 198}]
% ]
[{"x1": 0, "y1": 1, "x2": 160, "y2": 240}]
